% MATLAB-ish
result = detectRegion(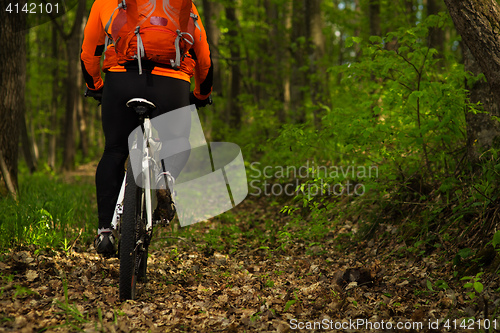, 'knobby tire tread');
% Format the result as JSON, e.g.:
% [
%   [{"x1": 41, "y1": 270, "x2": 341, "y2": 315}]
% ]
[{"x1": 119, "y1": 159, "x2": 141, "y2": 300}]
